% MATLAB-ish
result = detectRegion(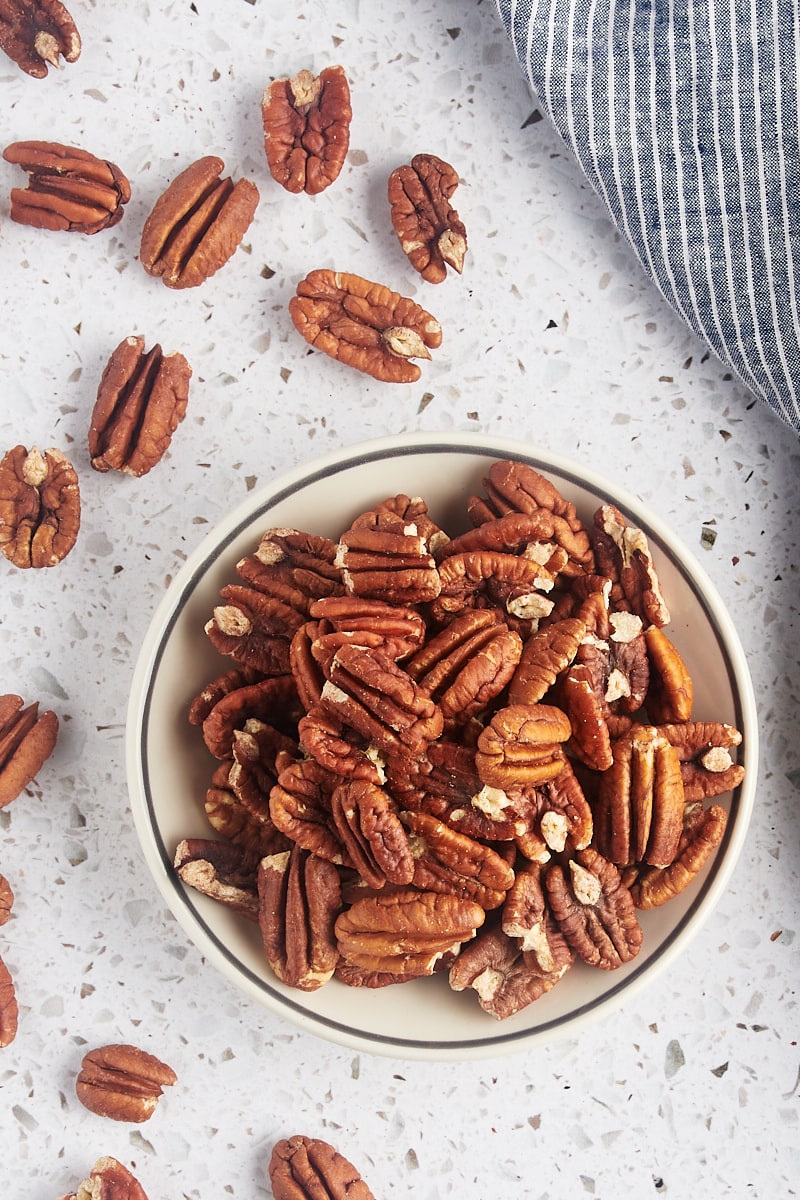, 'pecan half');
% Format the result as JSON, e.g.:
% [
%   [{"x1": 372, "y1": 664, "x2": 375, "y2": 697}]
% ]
[
  {"x1": 205, "y1": 584, "x2": 303, "y2": 675},
  {"x1": 0, "y1": 444, "x2": 80, "y2": 568},
  {"x1": 0, "y1": 953, "x2": 18, "y2": 1047},
  {"x1": 139, "y1": 155, "x2": 259, "y2": 289},
  {"x1": 643, "y1": 625, "x2": 694, "y2": 723},
  {"x1": 627, "y1": 802, "x2": 728, "y2": 908},
  {"x1": 205, "y1": 760, "x2": 289, "y2": 858},
  {"x1": 257, "y1": 846, "x2": 342, "y2": 990},
  {"x1": 322, "y1": 643, "x2": 443, "y2": 758},
  {"x1": 269, "y1": 755, "x2": 349, "y2": 864},
  {"x1": 591, "y1": 503, "x2": 670, "y2": 627},
  {"x1": 335, "y1": 887, "x2": 485, "y2": 978},
  {"x1": 508, "y1": 615, "x2": 586, "y2": 705},
  {"x1": 401, "y1": 809, "x2": 515, "y2": 910},
  {"x1": 173, "y1": 837, "x2": 259, "y2": 920},
  {"x1": 288, "y1": 269, "x2": 442, "y2": 383},
  {"x1": 405, "y1": 609, "x2": 523, "y2": 725},
  {"x1": 75, "y1": 1044, "x2": 177, "y2": 1123},
  {"x1": 309, "y1": 595, "x2": 427, "y2": 665},
  {"x1": 388, "y1": 152, "x2": 468, "y2": 282},
  {"x1": 201, "y1": 674, "x2": 301, "y2": 759},
  {"x1": 430, "y1": 549, "x2": 559, "y2": 627},
  {"x1": 657, "y1": 720, "x2": 745, "y2": 801},
  {"x1": 331, "y1": 778, "x2": 415, "y2": 888},
  {"x1": 443, "y1": 508, "x2": 592, "y2": 579},
  {"x1": 594, "y1": 724, "x2": 685, "y2": 868},
  {"x1": 88, "y1": 336, "x2": 191, "y2": 476},
  {"x1": 468, "y1": 459, "x2": 592, "y2": 551},
  {"x1": 58, "y1": 1156, "x2": 149, "y2": 1200},
  {"x1": 3, "y1": 141, "x2": 129, "y2": 233},
  {"x1": 545, "y1": 848, "x2": 643, "y2": 970},
  {"x1": 335, "y1": 526, "x2": 442, "y2": 604},
  {"x1": 269, "y1": 1135, "x2": 376, "y2": 1200},
  {"x1": 448, "y1": 924, "x2": 567, "y2": 1019},
  {"x1": 474, "y1": 703, "x2": 571, "y2": 790},
  {"x1": 0, "y1": 0, "x2": 80, "y2": 78},
  {"x1": 0, "y1": 693, "x2": 59, "y2": 807},
  {"x1": 261, "y1": 65, "x2": 352, "y2": 195}
]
